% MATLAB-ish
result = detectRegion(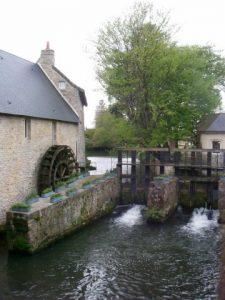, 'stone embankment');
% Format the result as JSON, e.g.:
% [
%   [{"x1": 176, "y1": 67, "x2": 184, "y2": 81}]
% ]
[
  {"x1": 218, "y1": 178, "x2": 225, "y2": 223},
  {"x1": 6, "y1": 176, "x2": 119, "y2": 253}
]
